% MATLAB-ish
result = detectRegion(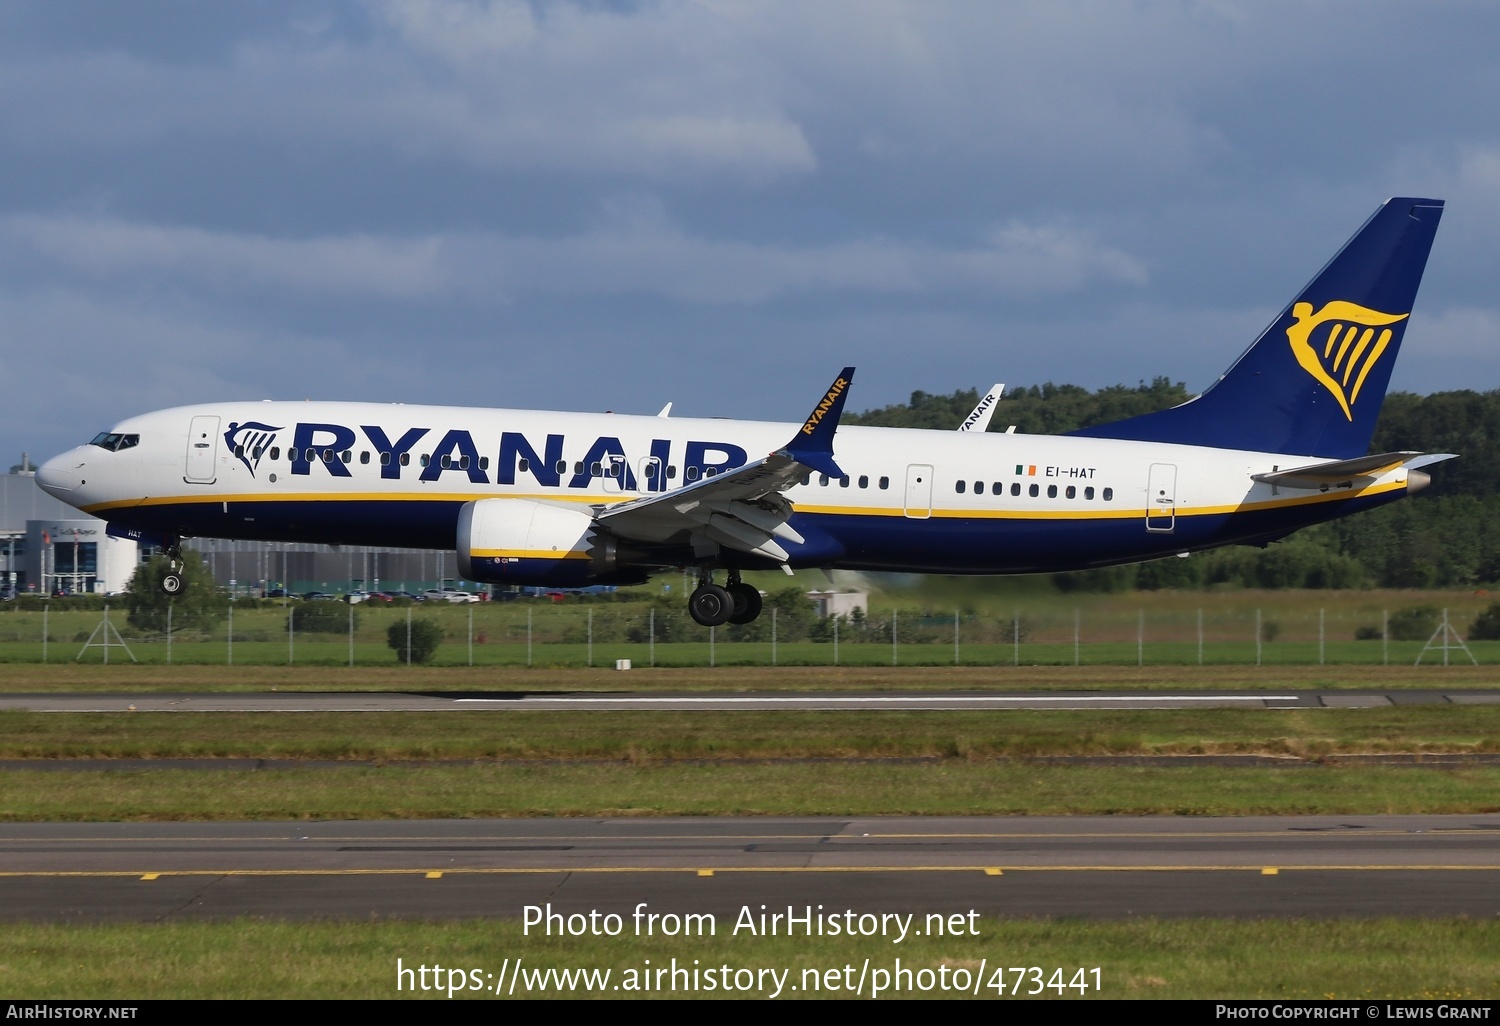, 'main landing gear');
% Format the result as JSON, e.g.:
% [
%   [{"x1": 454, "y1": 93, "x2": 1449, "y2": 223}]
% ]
[
  {"x1": 688, "y1": 570, "x2": 763, "y2": 627},
  {"x1": 159, "y1": 537, "x2": 185, "y2": 596}
]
